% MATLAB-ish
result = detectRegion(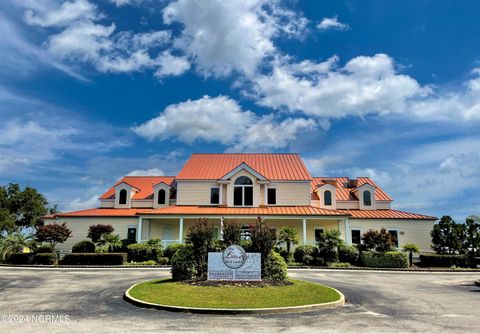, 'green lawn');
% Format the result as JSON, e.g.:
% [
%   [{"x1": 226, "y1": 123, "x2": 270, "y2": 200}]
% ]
[{"x1": 128, "y1": 279, "x2": 341, "y2": 309}]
